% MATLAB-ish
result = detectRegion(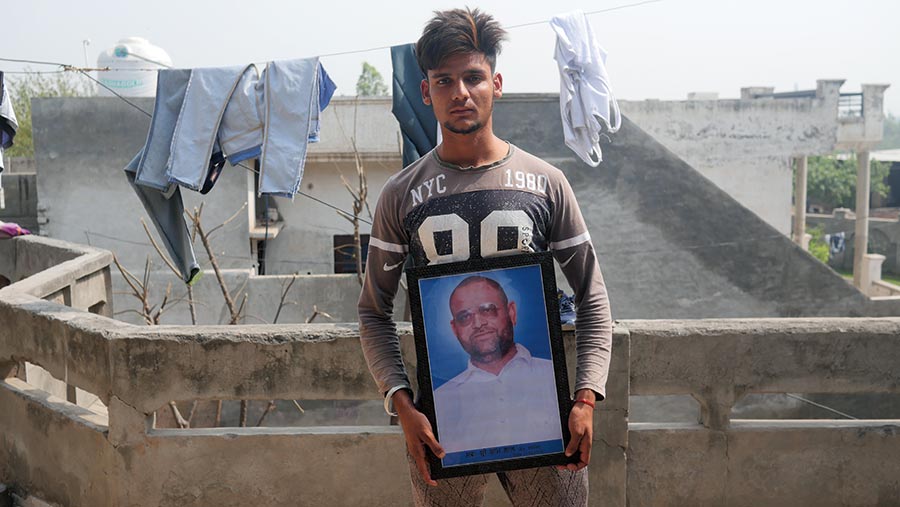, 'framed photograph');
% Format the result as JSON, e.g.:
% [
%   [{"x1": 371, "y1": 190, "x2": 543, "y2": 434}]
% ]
[{"x1": 406, "y1": 251, "x2": 575, "y2": 479}]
